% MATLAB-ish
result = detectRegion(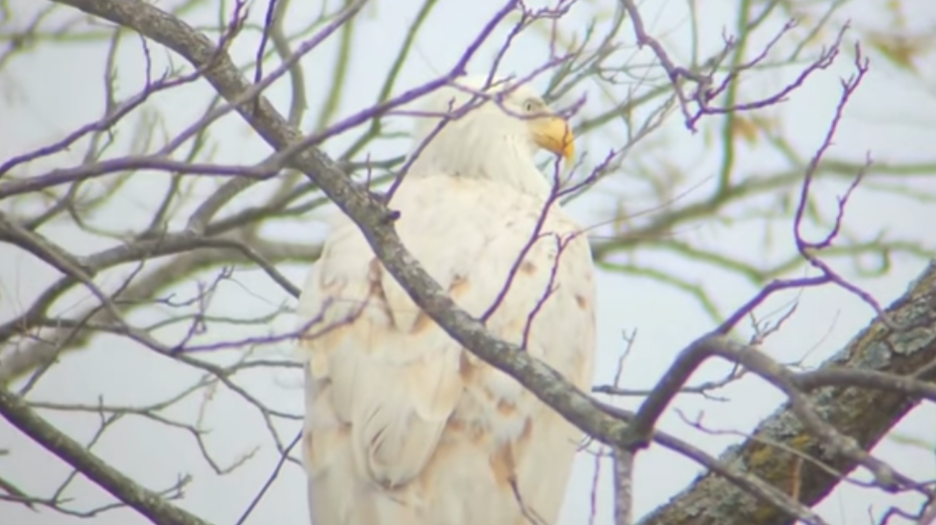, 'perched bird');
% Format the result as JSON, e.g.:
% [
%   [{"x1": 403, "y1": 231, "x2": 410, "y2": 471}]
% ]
[{"x1": 296, "y1": 75, "x2": 596, "y2": 525}]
